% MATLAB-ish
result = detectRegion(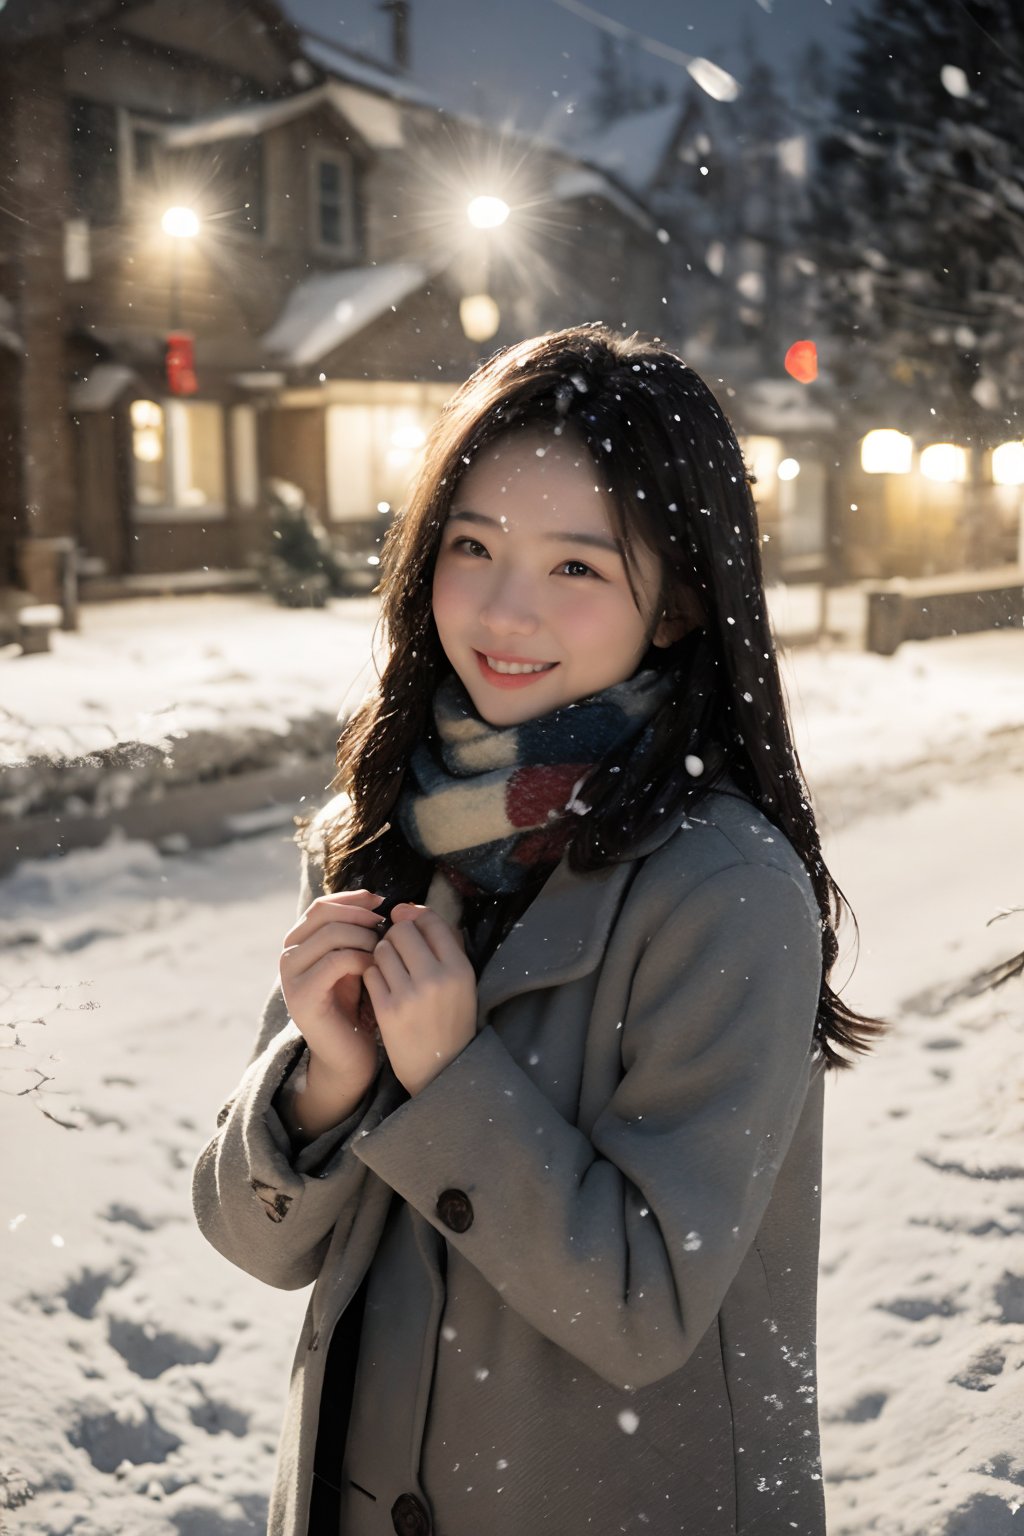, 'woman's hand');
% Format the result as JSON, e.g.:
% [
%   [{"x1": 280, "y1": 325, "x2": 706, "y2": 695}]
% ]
[
  {"x1": 279, "y1": 889, "x2": 385, "y2": 1100},
  {"x1": 363, "y1": 904, "x2": 478, "y2": 1098}
]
